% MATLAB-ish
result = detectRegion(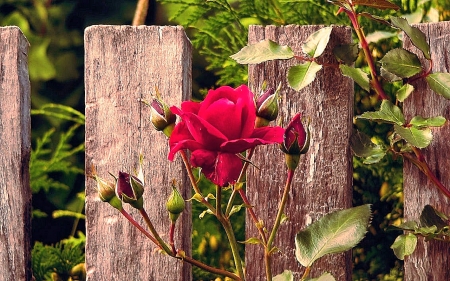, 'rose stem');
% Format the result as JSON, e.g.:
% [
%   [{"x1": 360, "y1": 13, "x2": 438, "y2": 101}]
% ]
[
  {"x1": 265, "y1": 168, "x2": 296, "y2": 281},
  {"x1": 169, "y1": 222, "x2": 176, "y2": 254},
  {"x1": 139, "y1": 208, "x2": 174, "y2": 256},
  {"x1": 119, "y1": 208, "x2": 160, "y2": 246},
  {"x1": 216, "y1": 185, "x2": 245, "y2": 280}
]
